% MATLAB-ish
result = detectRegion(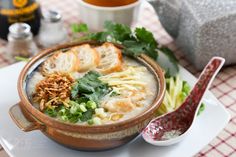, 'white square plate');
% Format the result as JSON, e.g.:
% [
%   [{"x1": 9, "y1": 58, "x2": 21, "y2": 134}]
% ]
[{"x1": 0, "y1": 62, "x2": 230, "y2": 157}]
